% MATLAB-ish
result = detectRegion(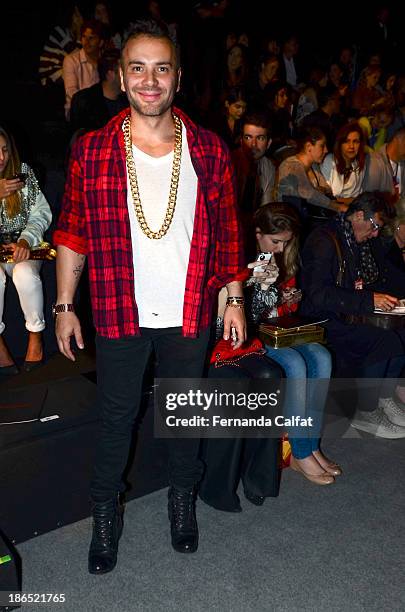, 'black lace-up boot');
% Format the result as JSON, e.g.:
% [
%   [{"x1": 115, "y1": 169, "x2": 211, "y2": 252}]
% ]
[
  {"x1": 88, "y1": 495, "x2": 123, "y2": 574},
  {"x1": 168, "y1": 487, "x2": 198, "y2": 553}
]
